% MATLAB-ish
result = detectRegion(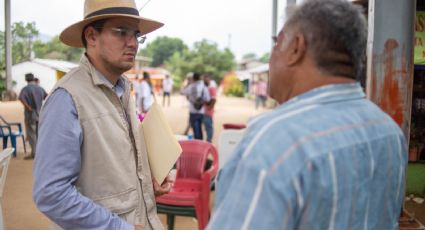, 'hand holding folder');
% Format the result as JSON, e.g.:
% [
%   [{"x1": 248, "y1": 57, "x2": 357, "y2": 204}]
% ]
[{"x1": 139, "y1": 102, "x2": 182, "y2": 183}]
